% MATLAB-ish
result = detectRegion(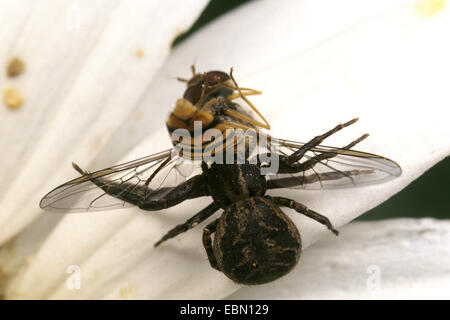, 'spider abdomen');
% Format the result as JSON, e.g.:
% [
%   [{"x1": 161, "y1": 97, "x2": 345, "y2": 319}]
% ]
[{"x1": 213, "y1": 196, "x2": 301, "y2": 285}]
